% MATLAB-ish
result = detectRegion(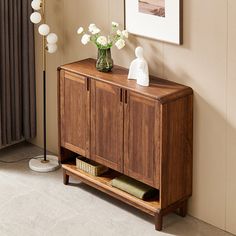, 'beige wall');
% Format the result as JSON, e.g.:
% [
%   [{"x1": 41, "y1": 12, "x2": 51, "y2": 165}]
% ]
[
  {"x1": 32, "y1": 0, "x2": 236, "y2": 234},
  {"x1": 226, "y1": 1, "x2": 236, "y2": 233},
  {"x1": 31, "y1": 0, "x2": 64, "y2": 153}
]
